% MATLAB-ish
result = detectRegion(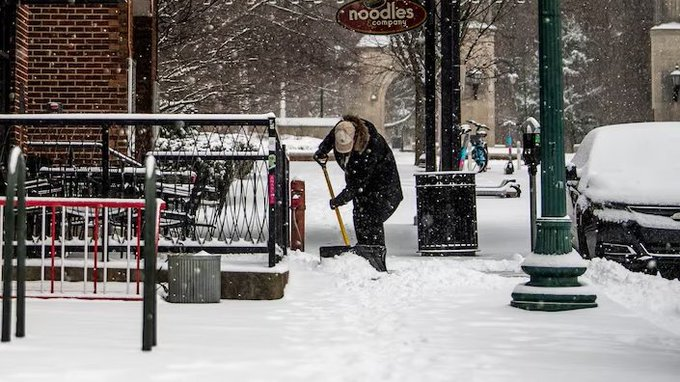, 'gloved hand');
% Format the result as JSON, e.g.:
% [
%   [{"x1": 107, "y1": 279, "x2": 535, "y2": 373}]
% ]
[
  {"x1": 330, "y1": 190, "x2": 351, "y2": 209},
  {"x1": 330, "y1": 197, "x2": 348, "y2": 210},
  {"x1": 313, "y1": 150, "x2": 328, "y2": 164}
]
